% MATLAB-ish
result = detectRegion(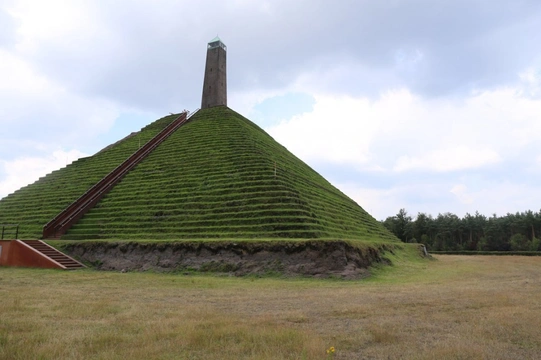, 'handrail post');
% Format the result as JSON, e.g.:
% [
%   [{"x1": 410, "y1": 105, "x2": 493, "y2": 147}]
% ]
[{"x1": 0, "y1": 224, "x2": 19, "y2": 239}]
